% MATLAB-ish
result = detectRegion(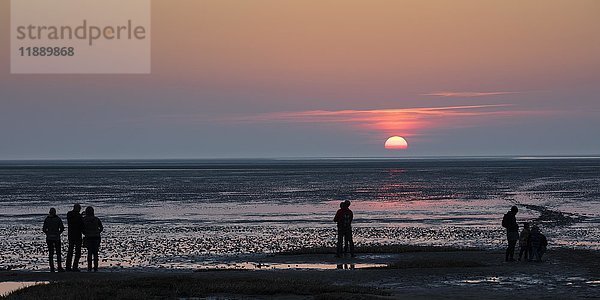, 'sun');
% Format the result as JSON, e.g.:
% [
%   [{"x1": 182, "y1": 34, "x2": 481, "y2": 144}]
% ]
[{"x1": 384, "y1": 136, "x2": 408, "y2": 150}]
